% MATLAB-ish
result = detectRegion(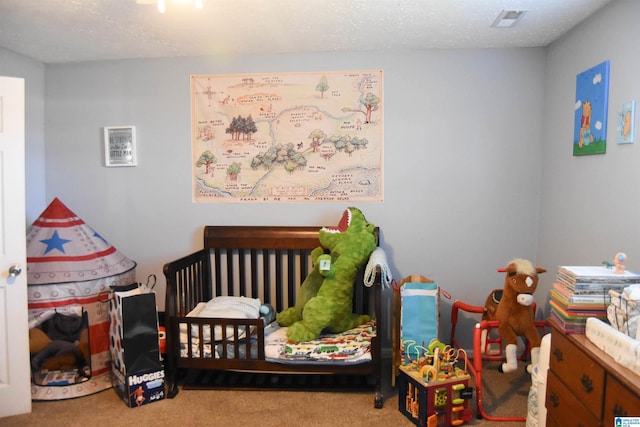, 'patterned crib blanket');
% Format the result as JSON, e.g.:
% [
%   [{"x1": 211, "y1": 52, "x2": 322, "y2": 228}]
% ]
[
  {"x1": 179, "y1": 304, "x2": 375, "y2": 365},
  {"x1": 264, "y1": 321, "x2": 375, "y2": 364}
]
